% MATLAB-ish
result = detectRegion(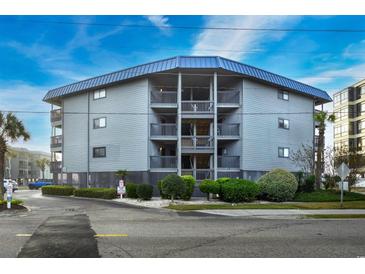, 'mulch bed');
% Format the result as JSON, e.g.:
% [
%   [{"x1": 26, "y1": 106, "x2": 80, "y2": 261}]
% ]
[{"x1": 0, "y1": 204, "x2": 27, "y2": 211}]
